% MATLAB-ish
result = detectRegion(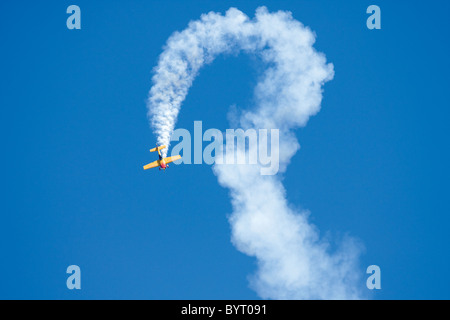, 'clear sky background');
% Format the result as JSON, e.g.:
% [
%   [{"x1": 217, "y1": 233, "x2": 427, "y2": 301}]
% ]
[{"x1": 1, "y1": 0, "x2": 449, "y2": 299}]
